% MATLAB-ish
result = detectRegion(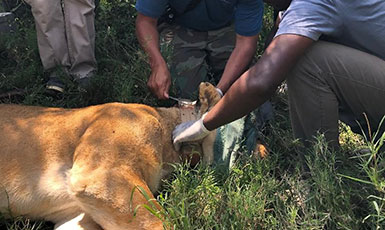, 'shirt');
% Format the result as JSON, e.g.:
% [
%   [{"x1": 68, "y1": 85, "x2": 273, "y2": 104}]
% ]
[
  {"x1": 135, "y1": 0, "x2": 264, "y2": 36},
  {"x1": 276, "y1": 0, "x2": 385, "y2": 60}
]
